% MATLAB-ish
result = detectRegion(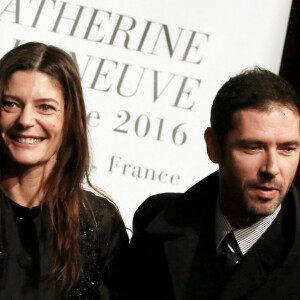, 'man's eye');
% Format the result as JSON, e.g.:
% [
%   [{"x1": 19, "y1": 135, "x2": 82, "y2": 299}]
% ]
[
  {"x1": 282, "y1": 147, "x2": 297, "y2": 153},
  {"x1": 244, "y1": 145, "x2": 260, "y2": 151}
]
